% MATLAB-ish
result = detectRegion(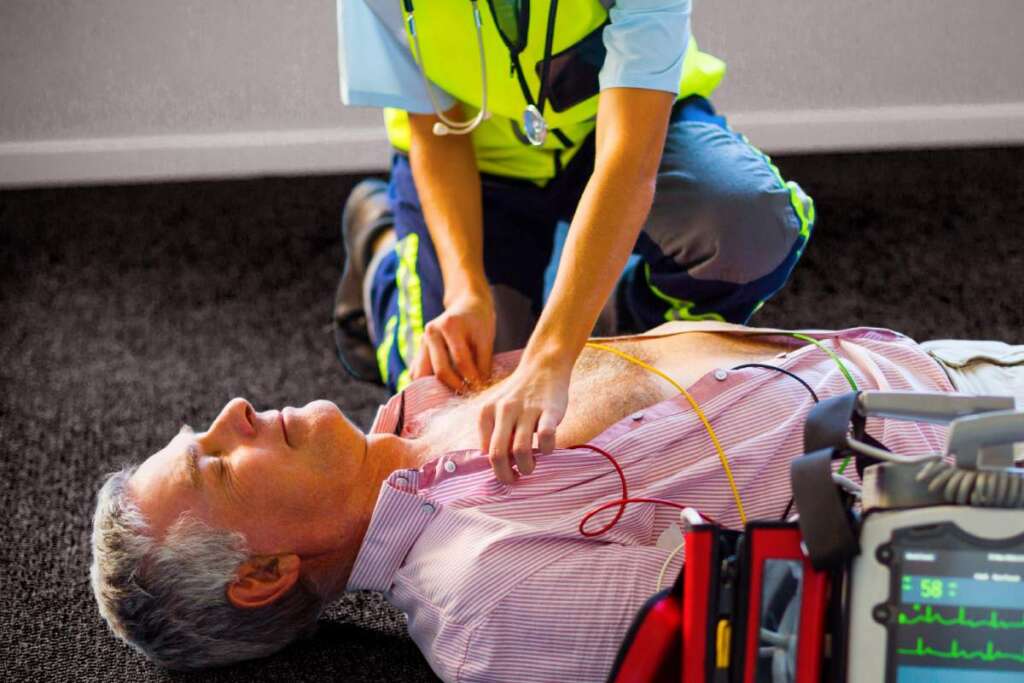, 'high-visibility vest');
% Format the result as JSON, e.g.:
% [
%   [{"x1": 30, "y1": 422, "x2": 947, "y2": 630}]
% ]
[{"x1": 384, "y1": 0, "x2": 726, "y2": 183}]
